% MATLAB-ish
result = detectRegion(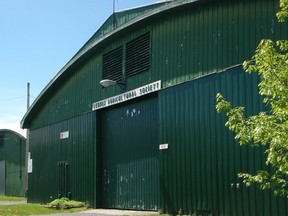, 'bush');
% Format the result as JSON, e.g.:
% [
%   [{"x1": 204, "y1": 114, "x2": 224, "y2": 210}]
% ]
[{"x1": 48, "y1": 197, "x2": 85, "y2": 209}]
